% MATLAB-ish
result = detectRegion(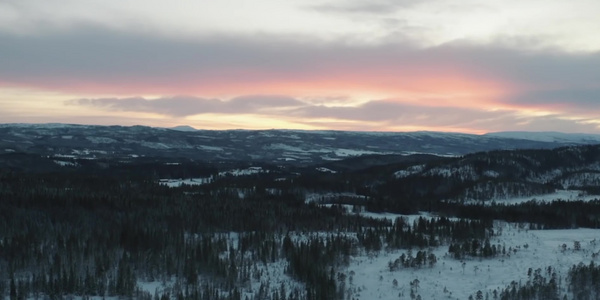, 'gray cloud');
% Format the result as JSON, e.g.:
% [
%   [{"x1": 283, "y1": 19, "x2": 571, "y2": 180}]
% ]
[
  {"x1": 68, "y1": 95, "x2": 499, "y2": 126},
  {"x1": 67, "y1": 95, "x2": 600, "y2": 133},
  {"x1": 308, "y1": 0, "x2": 434, "y2": 14},
  {"x1": 68, "y1": 97, "x2": 221, "y2": 117},
  {"x1": 287, "y1": 99, "x2": 600, "y2": 133},
  {"x1": 1, "y1": 26, "x2": 599, "y2": 97},
  {"x1": 67, "y1": 95, "x2": 307, "y2": 117},
  {"x1": 227, "y1": 95, "x2": 306, "y2": 112},
  {"x1": 506, "y1": 88, "x2": 600, "y2": 110},
  {"x1": 3, "y1": 25, "x2": 600, "y2": 133},
  {"x1": 290, "y1": 100, "x2": 513, "y2": 126}
]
